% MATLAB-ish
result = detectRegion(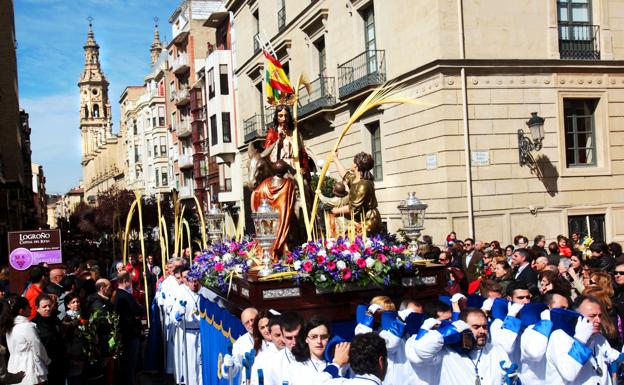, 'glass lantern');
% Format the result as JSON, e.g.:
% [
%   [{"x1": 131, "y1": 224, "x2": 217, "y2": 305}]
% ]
[
  {"x1": 251, "y1": 199, "x2": 279, "y2": 277},
  {"x1": 397, "y1": 192, "x2": 428, "y2": 261},
  {"x1": 206, "y1": 205, "x2": 225, "y2": 243},
  {"x1": 526, "y1": 112, "x2": 545, "y2": 149}
]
